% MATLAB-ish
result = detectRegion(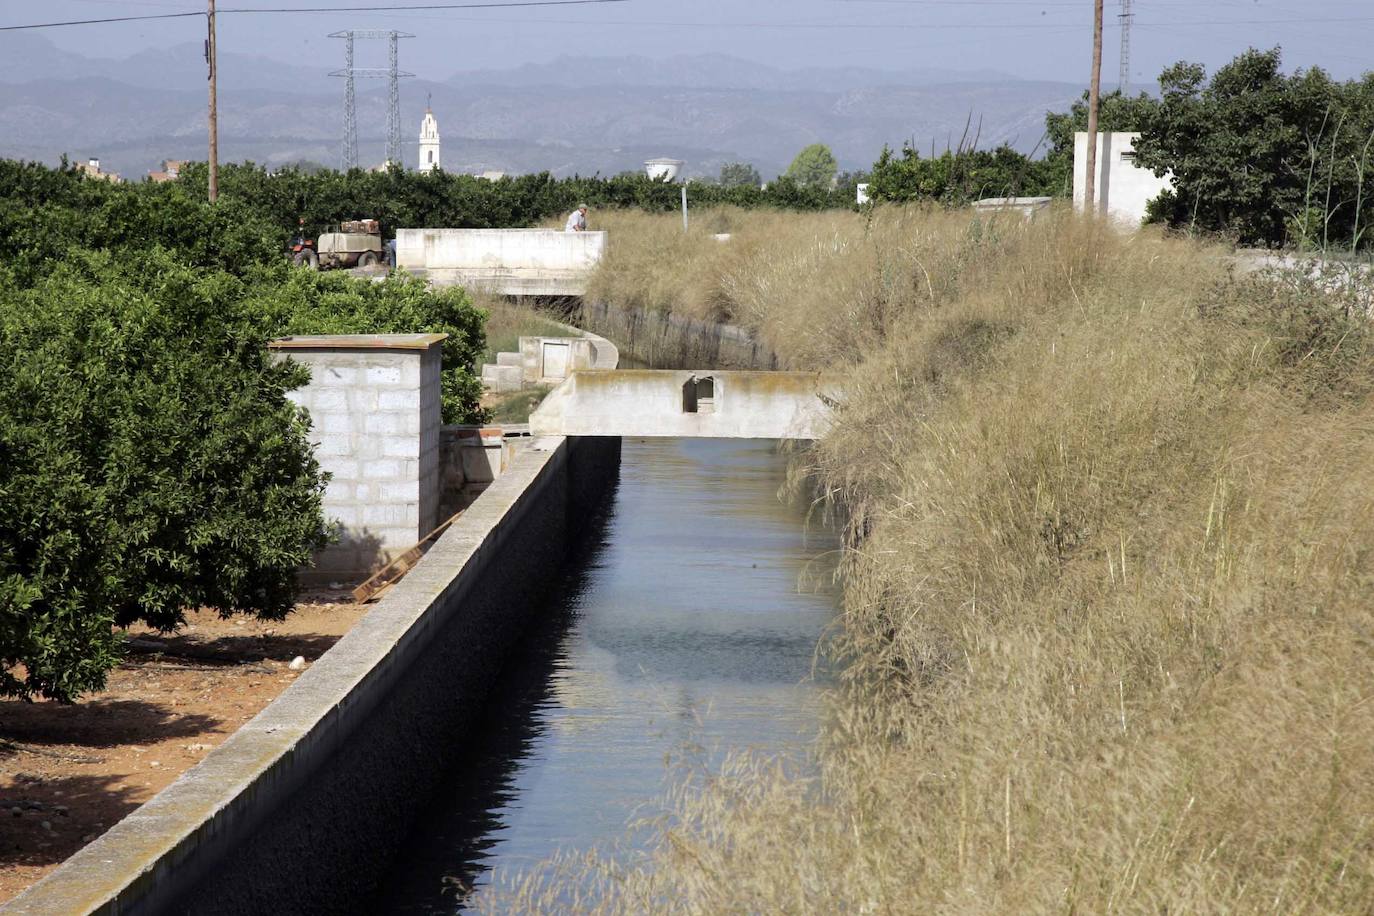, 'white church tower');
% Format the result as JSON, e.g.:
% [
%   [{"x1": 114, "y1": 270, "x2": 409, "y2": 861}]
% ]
[{"x1": 418, "y1": 106, "x2": 441, "y2": 173}]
